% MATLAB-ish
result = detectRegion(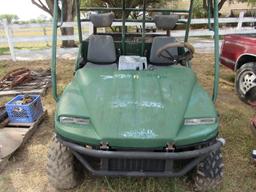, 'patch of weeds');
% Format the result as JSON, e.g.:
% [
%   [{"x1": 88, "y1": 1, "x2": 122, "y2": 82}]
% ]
[
  {"x1": 205, "y1": 70, "x2": 214, "y2": 76},
  {"x1": 15, "y1": 46, "x2": 49, "y2": 51},
  {"x1": 0, "y1": 47, "x2": 10, "y2": 55},
  {"x1": 0, "y1": 97, "x2": 12, "y2": 106},
  {"x1": 0, "y1": 175, "x2": 13, "y2": 192},
  {"x1": 0, "y1": 63, "x2": 7, "y2": 78},
  {"x1": 220, "y1": 107, "x2": 254, "y2": 158},
  {"x1": 76, "y1": 177, "x2": 186, "y2": 192},
  {"x1": 220, "y1": 108, "x2": 244, "y2": 125},
  {"x1": 221, "y1": 74, "x2": 235, "y2": 83}
]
